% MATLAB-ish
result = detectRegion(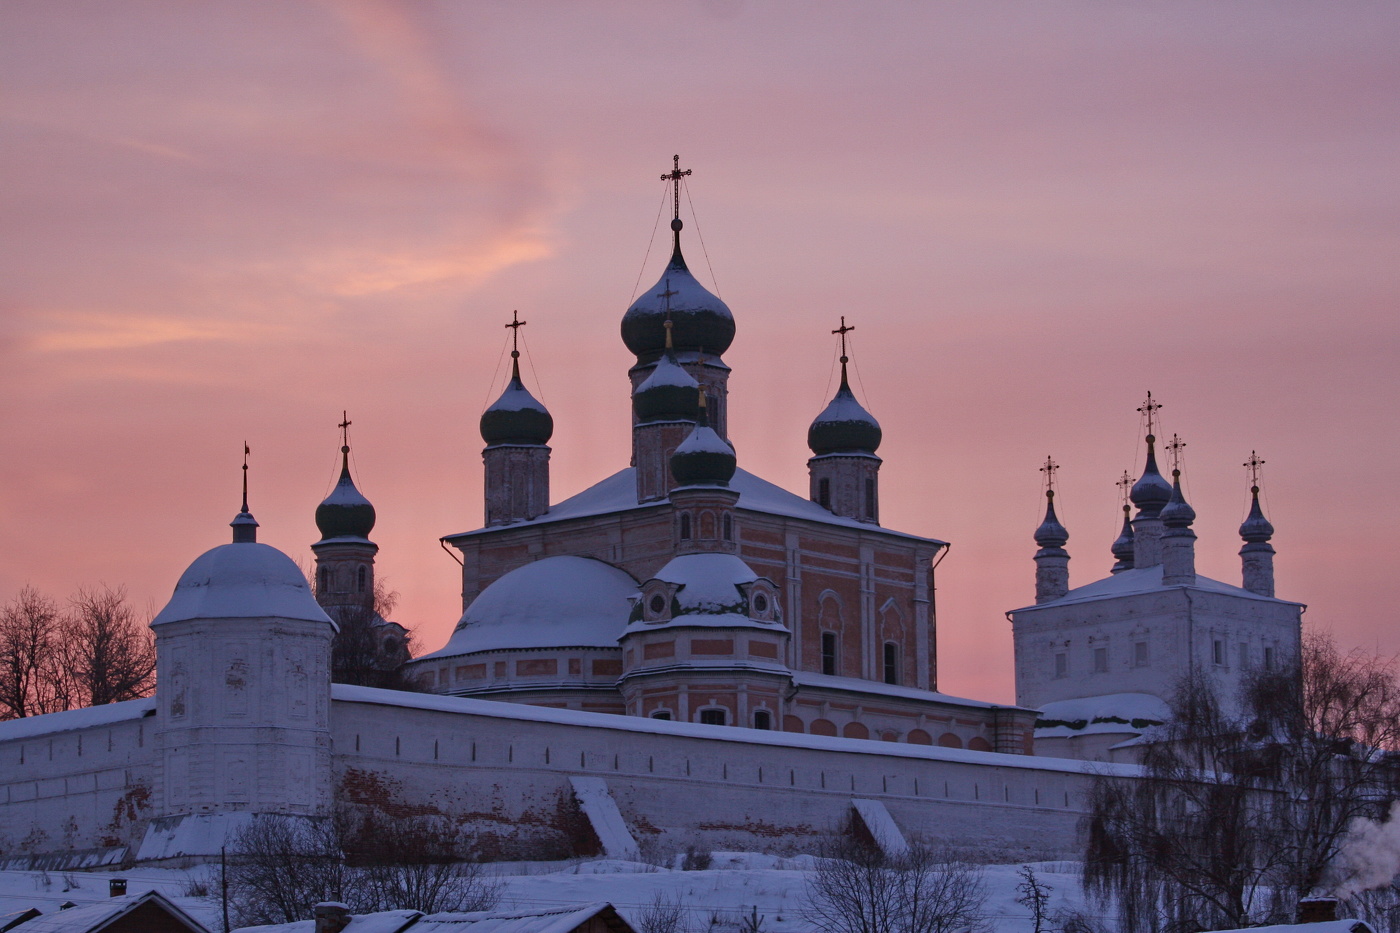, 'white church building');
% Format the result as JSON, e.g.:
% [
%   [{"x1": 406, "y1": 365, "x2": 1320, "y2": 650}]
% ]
[{"x1": 0, "y1": 166, "x2": 1300, "y2": 869}]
